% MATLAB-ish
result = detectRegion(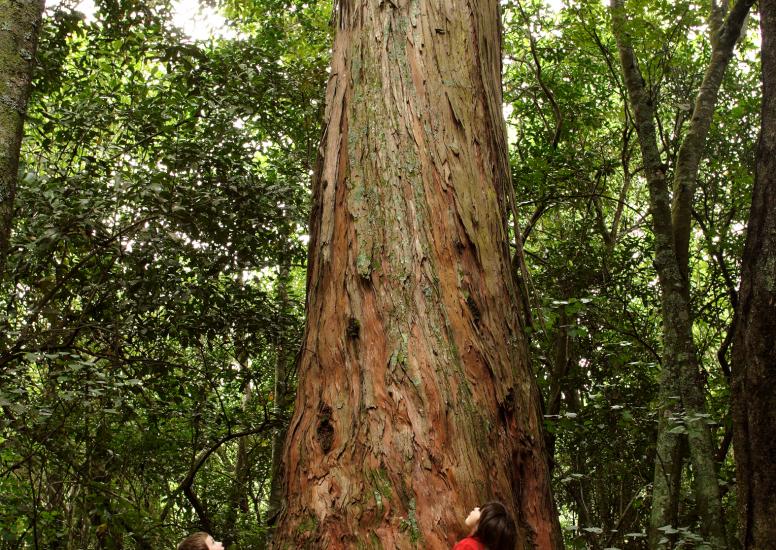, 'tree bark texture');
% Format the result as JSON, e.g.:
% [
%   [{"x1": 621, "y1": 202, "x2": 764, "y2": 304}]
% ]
[
  {"x1": 731, "y1": 1, "x2": 776, "y2": 547},
  {"x1": 0, "y1": 0, "x2": 44, "y2": 277},
  {"x1": 271, "y1": 1, "x2": 561, "y2": 548},
  {"x1": 610, "y1": 1, "x2": 753, "y2": 547}
]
